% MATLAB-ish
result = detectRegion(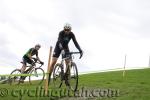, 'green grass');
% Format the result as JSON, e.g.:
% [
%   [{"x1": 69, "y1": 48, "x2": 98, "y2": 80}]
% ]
[{"x1": 0, "y1": 68, "x2": 150, "y2": 100}]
